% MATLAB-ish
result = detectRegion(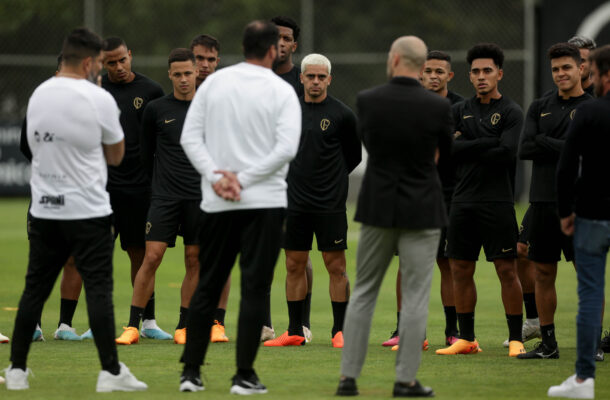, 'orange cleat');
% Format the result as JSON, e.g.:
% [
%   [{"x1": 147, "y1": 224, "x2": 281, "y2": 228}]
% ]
[
  {"x1": 211, "y1": 321, "x2": 229, "y2": 343},
  {"x1": 263, "y1": 331, "x2": 305, "y2": 347},
  {"x1": 116, "y1": 327, "x2": 139, "y2": 345},
  {"x1": 332, "y1": 331, "x2": 344, "y2": 348},
  {"x1": 508, "y1": 340, "x2": 526, "y2": 357},
  {"x1": 435, "y1": 339, "x2": 481, "y2": 355},
  {"x1": 390, "y1": 339, "x2": 429, "y2": 352},
  {"x1": 174, "y1": 328, "x2": 186, "y2": 344}
]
